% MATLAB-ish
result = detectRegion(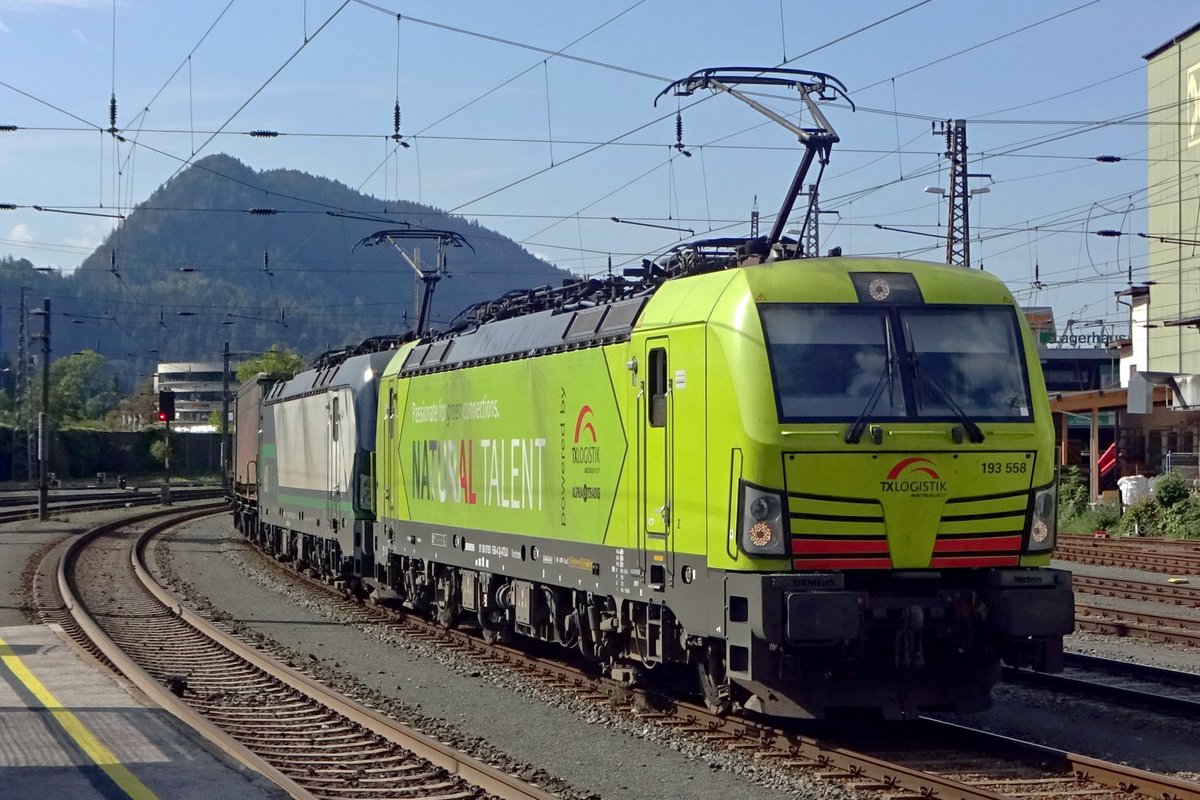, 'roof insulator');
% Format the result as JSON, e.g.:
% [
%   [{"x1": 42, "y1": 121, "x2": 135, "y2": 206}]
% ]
[
  {"x1": 250, "y1": 130, "x2": 279, "y2": 138},
  {"x1": 1095, "y1": 155, "x2": 1121, "y2": 163},
  {"x1": 248, "y1": 208, "x2": 278, "y2": 215},
  {"x1": 1096, "y1": 229, "x2": 1122, "y2": 237},
  {"x1": 0, "y1": 203, "x2": 16, "y2": 211},
  {"x1": 0, "y1": 125, "x2": 17, "y2": 132}
]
